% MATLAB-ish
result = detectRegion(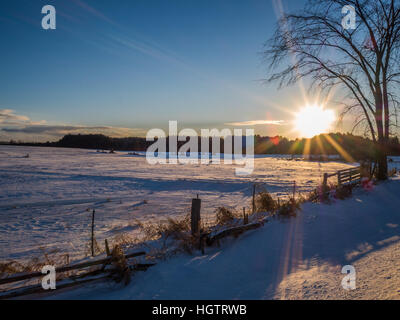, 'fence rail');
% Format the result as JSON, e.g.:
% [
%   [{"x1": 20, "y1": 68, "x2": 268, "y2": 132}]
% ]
[
  {"x1": 323, "y1": 166, "x2": 361, "y2": 188},
  {"x1": 0, "y1": 249, "x2": 150, "y2": 299}
]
